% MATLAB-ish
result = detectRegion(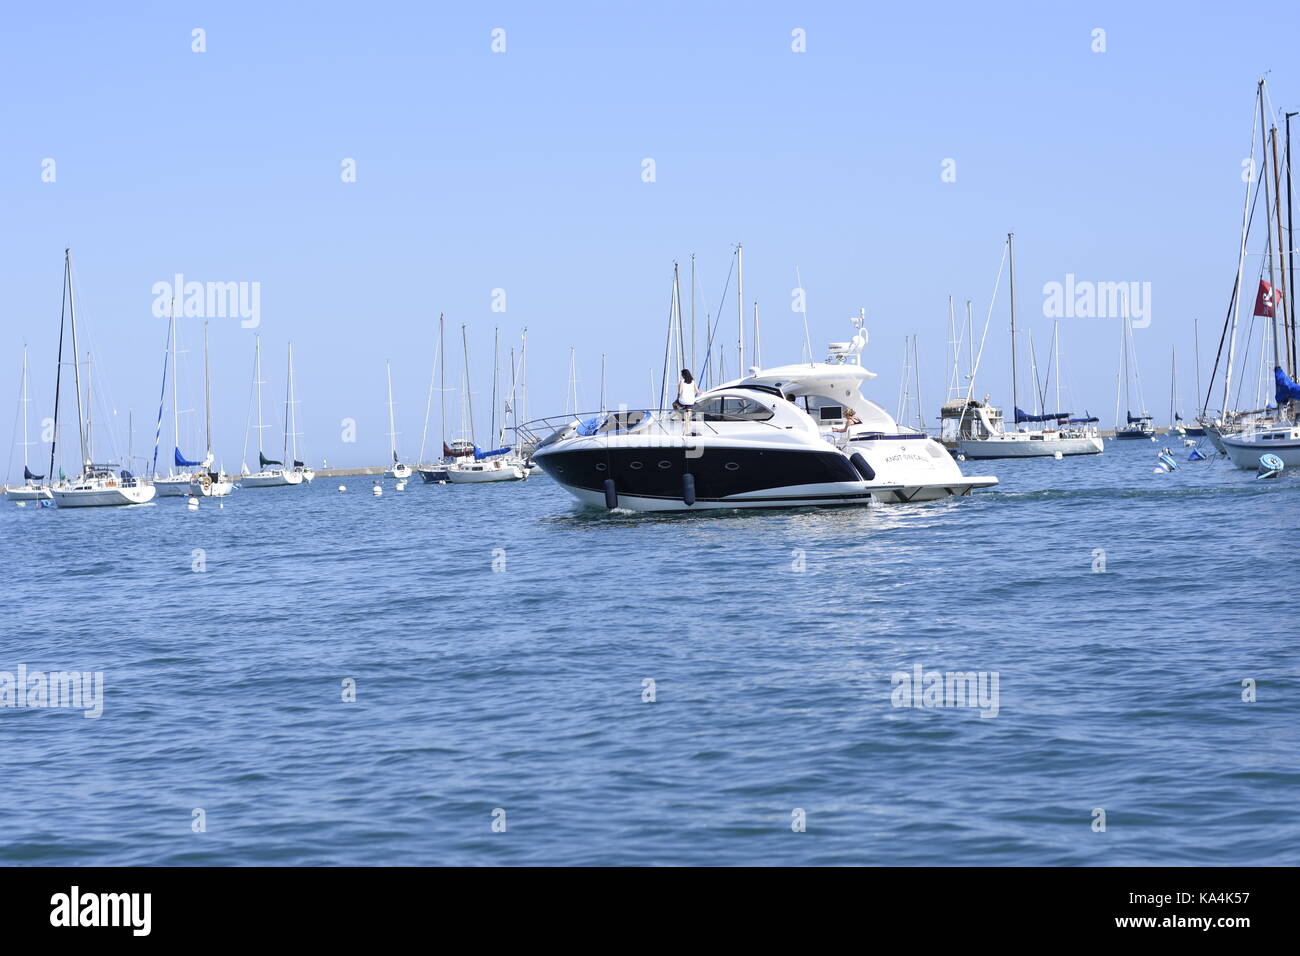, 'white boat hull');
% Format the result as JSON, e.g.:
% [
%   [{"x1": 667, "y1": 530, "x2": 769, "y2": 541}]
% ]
[
  {"x1": 190, "y1": 476, "x2": 236, "y2": 497},
  {"x1": 5, "y1": 484, "x2": 53, "y2": 501},
  {"x1": 447, "y1": 463, "x2": 527, "y2": 483},
  {"x1": 386, "y1": 464, "x2": 413, "y2": 479},
  {"x1": 240, "y1": 470, "x2": 304, "y2": 487},
  {"x1": 53, "y1": 483, "x2": 156, "y2": 508},
  {"x1": 1221, "y1": 430, "x2": 1300, "y2": 469},
  {"x1": 957, "y1": 434, "x2": 1103, "y2": 459},
  {"x1": 155, "y1": 475, "x2": 197, "y2": 496}
]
